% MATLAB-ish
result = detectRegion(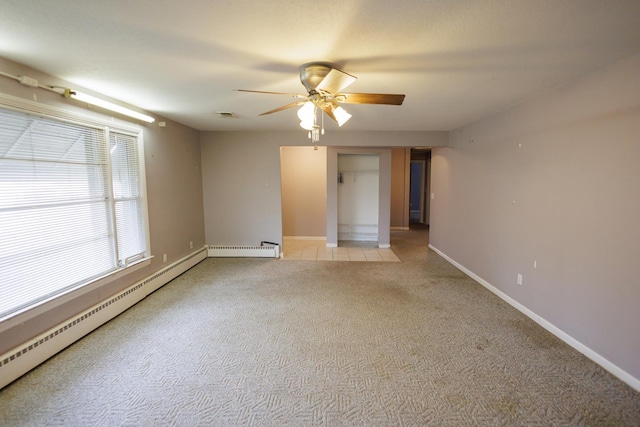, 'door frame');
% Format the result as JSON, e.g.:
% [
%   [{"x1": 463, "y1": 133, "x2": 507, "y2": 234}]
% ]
[{"x1": 326, "y1": 147, "x2": 392, "y2": 248}]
